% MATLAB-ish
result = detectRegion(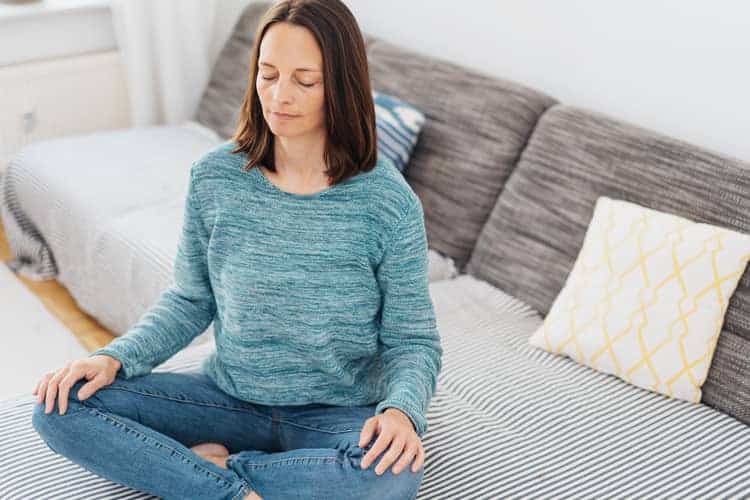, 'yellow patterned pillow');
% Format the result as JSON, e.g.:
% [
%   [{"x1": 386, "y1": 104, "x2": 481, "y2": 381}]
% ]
[{"x1": 529, "y1": 196, "x2": 750, "y2": 403}]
